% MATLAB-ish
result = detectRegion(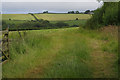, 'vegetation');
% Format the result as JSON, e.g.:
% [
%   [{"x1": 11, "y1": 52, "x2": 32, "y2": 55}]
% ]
[
  {"x1": 3, "y1": 27, "x2": 118, "y2": 78},
  {"x1": 43, "y1": 11, "x2": 48, "y2": 13},
  {"x1": 2, "y1": 14, "x2": 91, "y2": 21},
  {"x1": 84, "y1": 10, "x2": 91, "y2": 14},
  {"x1": 2, "y1": 20, "x2": 70, "y2": 31},
  {"x1": 35, "y1": 14, "x2": 91, "y2": 21},
  {"x1": 2, "y1": 14, "x2": 35, "y2": 20},
  {"x1": 83, "y1": 2, "x2": 119, "y2": 71},
  {"x1": 2, "y1": 3, "x2": 119, "y2": 78},
  {"x1": 51, "y1": 19, "x2": 87, "y2": 27},
  {"x1": 2, "y1": 14, "x2": 90, "y2": 31},
  {"x1": 84, "y1": 2, "x2": 119, "y2": 29}
]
